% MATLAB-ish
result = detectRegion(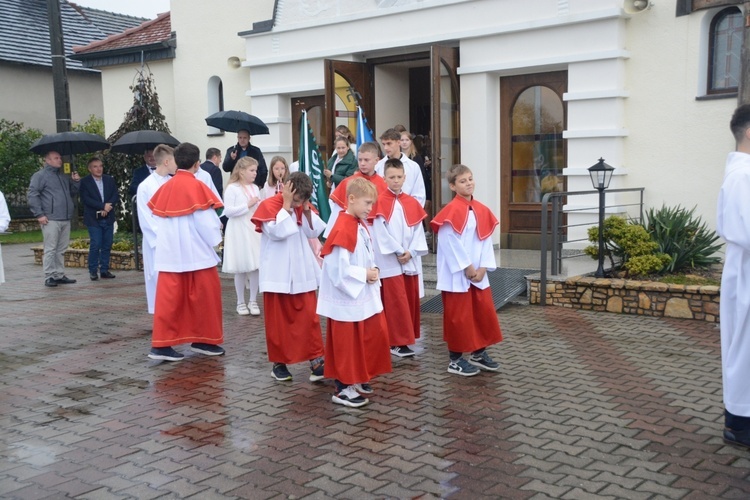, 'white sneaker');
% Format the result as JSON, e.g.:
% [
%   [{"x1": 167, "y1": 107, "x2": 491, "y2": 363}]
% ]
[
  {"x1": 236, "y1": 303, "x2": 250, "y2": 316},
  {"x1": 248, "y1": 301, "x2": 260, "y2": 316}
]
